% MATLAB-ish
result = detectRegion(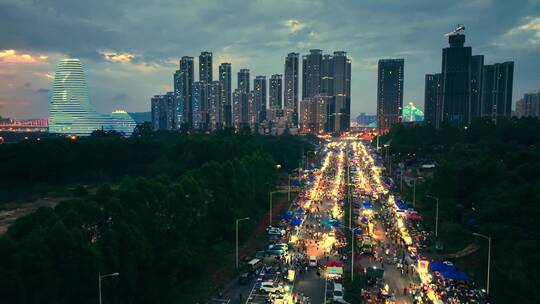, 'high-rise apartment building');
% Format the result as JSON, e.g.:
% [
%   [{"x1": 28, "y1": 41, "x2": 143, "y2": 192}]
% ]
[
  {"x1": 254, "y1": 76, "x2": 267, "y2": 121},
  {"x1": 219, "y1": 63, "x2": 232, "y2": 128},
  {"x1": 208, "y1": 81, "x2": 220, "y2": 130},
  {"x1": 300, "y1": 95, "x2": 327, "y2": 134},
  {"x1": 284, "y1": 53, "x2": 299, "y2": 125},
  {"x1": 269, "y1": 74, "x2": 283, "y2": 110},
  {"x1": 424, "y1": 74, "x2": 442, "y2": 128},
  {"x1": 515, "y1": 92, "x2": 540, "y2": 117},
  {"x1": 151, "y1": 92, "x2": 181, "y2": 131},
  {"x1": 425, "y1": 28, "x2": 514, "y2": 128},
  {"x1": 302, "y1": 49, "x2": 323, "y2": 99},
  {"x1": 176, "y1": 56, "x2": 194, "y2": 127},
  {"x1": 377, "y1": 59, "x2": 404, "y2": 134},
  {"x1": 327, "y1": 51, "x2": 351, "y2": 133},
  {"x1": 470, "y1": 55, "x2": 484, "y2": 120},
  {"x1": 199, "y1": 51, "x2": 213, "y2": 83},
  {"x1": 192, "y1": 81, "x2": 201, "y2": 129},
  {"x1": 238, "y1": 69, "x2": 250, "y2": 93},
  {"x1": 481, "y1": 62, "x2": 514, "y2": 120},
  {"x1": 232, "y1": 88, "x2": 248, "y2": 129},
  {"x1": 49, "y1": 59, "x2": 136, "y2": 136},
  {"x1": 441, "y1": 34, "x2": 472, "y2": 126},
  {"x1": 247, "y1": 91, "x2": 258, "y2": 129}
]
